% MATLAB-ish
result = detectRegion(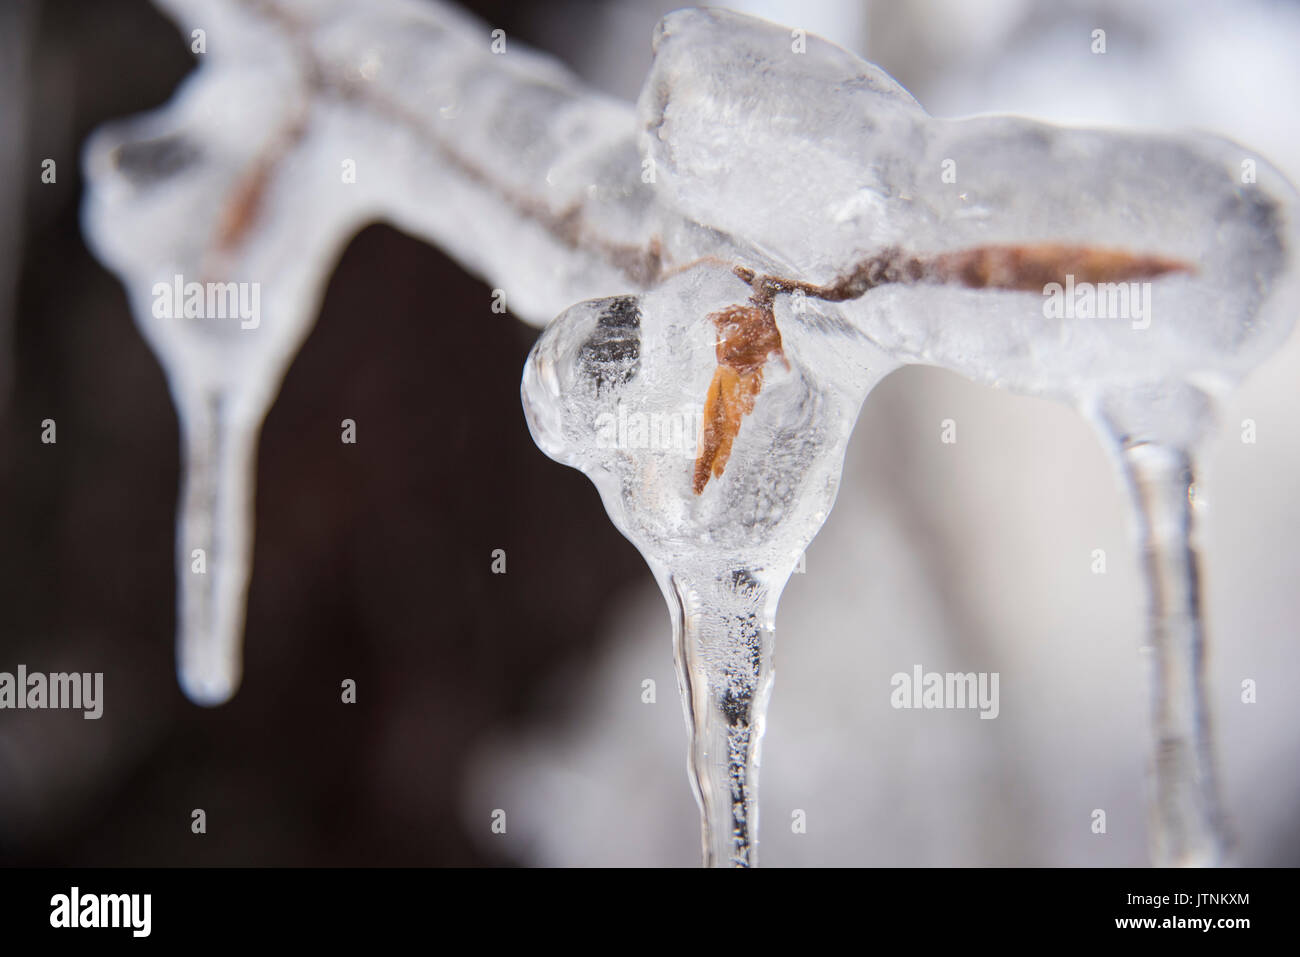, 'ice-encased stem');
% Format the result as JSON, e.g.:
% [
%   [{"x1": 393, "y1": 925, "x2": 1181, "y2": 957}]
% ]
[
  {"x1": 1119, "y1": 442, "x2": 1224, "y2": 866},
  {"x1": 666, "y1": 569, "x2": 777, "y2": 867},
  {"x1": 174, "y1": 389, "x2": 260, "y2": 707}
]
